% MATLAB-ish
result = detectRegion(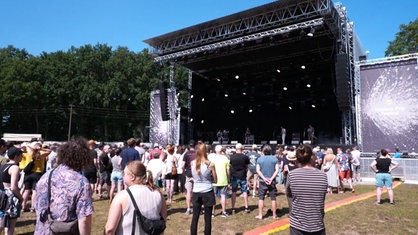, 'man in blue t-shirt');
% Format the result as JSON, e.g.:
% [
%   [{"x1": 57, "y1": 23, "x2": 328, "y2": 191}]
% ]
[{"x1": 256, "y1": 145, "x2": 279, "y2": 219}]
